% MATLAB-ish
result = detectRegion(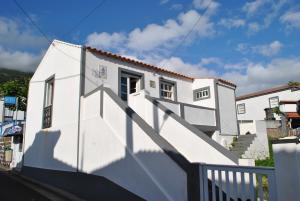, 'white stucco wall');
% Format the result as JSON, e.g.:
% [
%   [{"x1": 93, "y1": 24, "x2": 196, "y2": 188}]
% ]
[
  {"x1": 237, "y1": 89, "x2": 300, "y2": 121},
  {"x1": 192, "y1": 79, "x2": 216, "y2": 108},
  {"x1": 280, "y1": 103, "x2": 297, "y2": 112},
  {"x1": 80, "y1": 89, "x2": 187, "y2": 201},
  {"x1": 24, "y1": 40, "x2": 82, "y2": 171},
  {"x1": 183, "y1": 105, "x2": 216, "y2": 126},
  {"x1": 158, "y1": 100, "x2": 181, "y2": 116},
  {"x1": 218, "y1": 84, "x2": 239, "y2": 135},
  {"x1": 128, "y1": 91, "x2": 238, "y2": 165},
  {"x1": 84, "y1": 50, "x2": 193, "y2": 103},
  {"x1": 273, "y1": 141, "x2": 300, "y2": 201}
]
